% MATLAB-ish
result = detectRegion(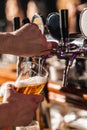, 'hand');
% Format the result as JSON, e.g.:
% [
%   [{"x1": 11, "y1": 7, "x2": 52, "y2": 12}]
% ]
[
  {"x1": 12, "y1": 23, "x2": 58, "y2": 56},
  {"x1": 2, "y1": 84, "x2": 44, "y2": 127}
]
